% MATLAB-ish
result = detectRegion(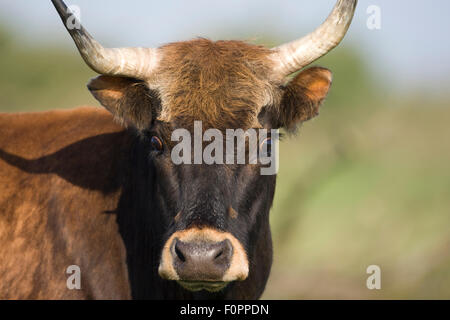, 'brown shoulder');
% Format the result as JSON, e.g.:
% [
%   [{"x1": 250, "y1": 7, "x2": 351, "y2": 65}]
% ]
[{"x1": 0, "y1": 106, "x2": 125, "y2": 155}]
